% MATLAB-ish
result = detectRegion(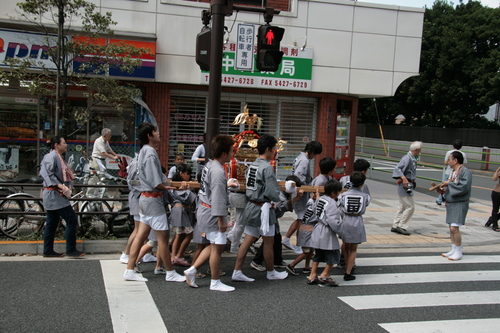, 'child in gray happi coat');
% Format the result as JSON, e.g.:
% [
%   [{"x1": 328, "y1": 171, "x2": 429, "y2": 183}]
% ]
[
  {"x1": 283, "y1": 141, "x2": 323, "y2": 253},
  {"x1": 170, "y1": 163, "x2": 197, "y2": 267},
  {"x1": 338, "y1": 171, "x2": 370, "y2": 281},
  {"x1": 307, "y1": 179, "x2": 344, "y2": 286},
  {"x1": 286, "y1": 157, "x2": 336, "y2": 276}
]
